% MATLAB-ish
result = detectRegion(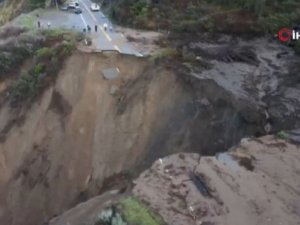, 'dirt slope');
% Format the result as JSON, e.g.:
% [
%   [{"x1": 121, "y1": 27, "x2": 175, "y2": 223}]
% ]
[
  {"x1": 133, "y1": 136, "x2": 300, "y2": 225},
  {"x1": 0, "y1": 37, "x2": 300, "y2": 225},
  {"x1": 35, "y1": 135, "x2": 300, "y2": 225},
  {"x1": 0, "y1": 51, "x2": 183, "y2": 225}
]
